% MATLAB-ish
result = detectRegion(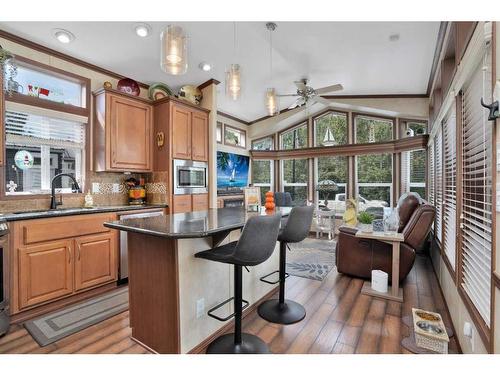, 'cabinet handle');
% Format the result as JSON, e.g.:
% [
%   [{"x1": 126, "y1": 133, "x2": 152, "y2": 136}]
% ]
[
  {"x1": 68, "y1": 246, "x2": 71, "y2": 263},
  {"x1": 77, "y1": 244, "x2": 81, "y2": 261}
]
